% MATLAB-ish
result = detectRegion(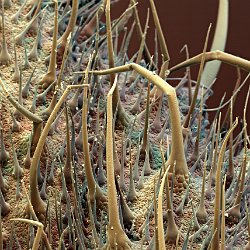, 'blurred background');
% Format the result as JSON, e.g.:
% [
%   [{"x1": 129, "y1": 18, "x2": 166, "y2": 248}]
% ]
[{"x1": 111, "y1": 0, "x2": 250, "y2": 132}]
